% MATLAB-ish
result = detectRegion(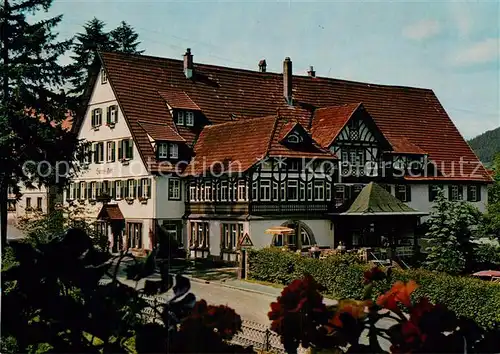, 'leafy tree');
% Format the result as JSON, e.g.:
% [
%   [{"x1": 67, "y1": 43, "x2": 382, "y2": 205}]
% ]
[
  {"x1": 0, "y1": 0, "x2": 78, "y2": 248},
  {"x1": 483, "y1": 153, "x2": 500, "y2": 239},
  {"x1": 424, "y1": 190, "x2": 482, "y2": 274},
  {"x1": 16, "y1": 204, "x2": 109, "y2": 252},
  {"x1": 110, "y1": 21, "x2": 143, "y2": 54},
  {"x1": 67, "y1": 17, "x2": 112, "y2": 100}
]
